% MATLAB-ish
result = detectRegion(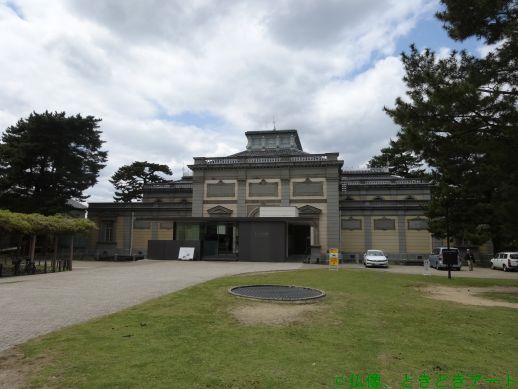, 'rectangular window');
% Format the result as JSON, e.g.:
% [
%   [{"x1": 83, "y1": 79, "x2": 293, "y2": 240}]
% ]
[
  {"x1": 160, "y1": 222, "x2": 173, "y2": 230},
  {"x1": 101, "y1": 221, "x2": 114, "y2": 242},
  {"x1": 134, "y1": 220, "x2": 151, "y2": 229},
  {"x1": 249, "y1": 181, "x2": 279, "y2": 197},
  {"x1": 373, "y1": 218, "x2": 396, "y2": 230},
  {"x1": 341, "y1": 218, "x2": 362, "y2": 230},
  {"x1": 206, "y1": 182, "x2": 236, "y2": 197},
  {"x1": 176, "y1": 223, "x2": 200, "y2": 240},
  {"x1": 293, "y1": 179, "x2": 324, "y2": 197},
  {"x1": 408, "y1": 218, "x2": 428, "y2": 230}
]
